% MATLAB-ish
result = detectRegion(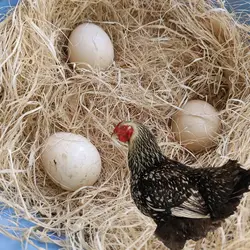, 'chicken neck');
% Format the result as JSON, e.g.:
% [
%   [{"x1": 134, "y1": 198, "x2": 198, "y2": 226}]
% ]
[{"x1": 127, "y1": 125, "x2": 167, "y2": 176}]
